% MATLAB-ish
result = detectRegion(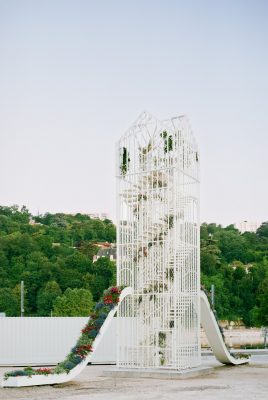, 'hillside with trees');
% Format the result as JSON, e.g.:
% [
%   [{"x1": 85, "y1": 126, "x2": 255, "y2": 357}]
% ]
[
  {"x1": 201, "y1": 222, "x2": 268, "y2": 326},
  {"x1": 0, "y1": 205, "x2": 267, "y2": 326},
  {"x1": 0, "y1": 205, "x2": 116, "y2": 317}
]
